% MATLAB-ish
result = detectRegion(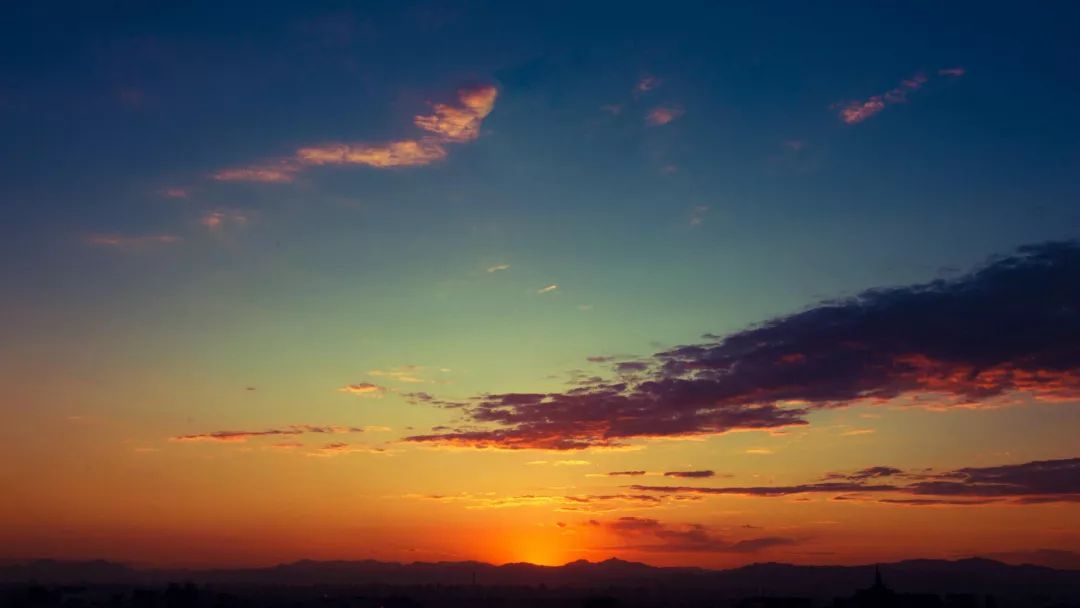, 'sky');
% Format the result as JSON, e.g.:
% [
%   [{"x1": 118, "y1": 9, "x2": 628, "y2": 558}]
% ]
[{"x1": 1, "y1": 1, "x2": 1079, "y2": 570}]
